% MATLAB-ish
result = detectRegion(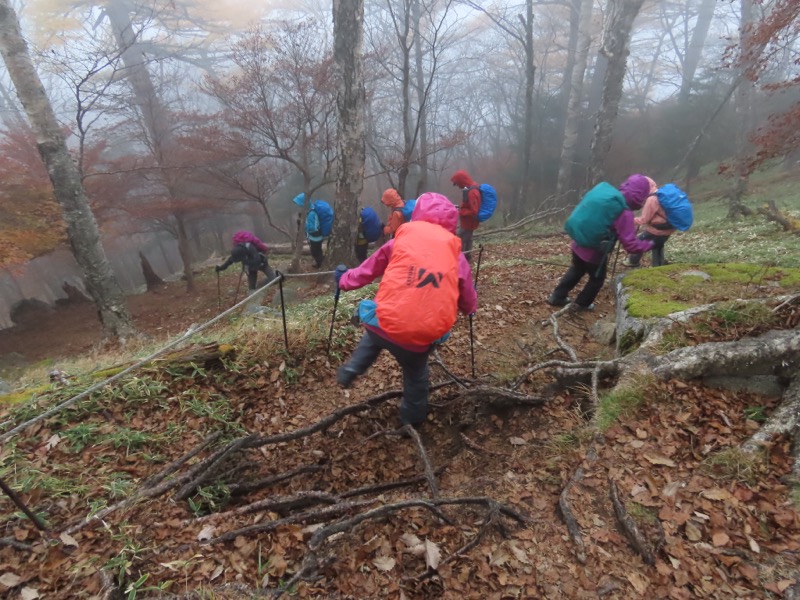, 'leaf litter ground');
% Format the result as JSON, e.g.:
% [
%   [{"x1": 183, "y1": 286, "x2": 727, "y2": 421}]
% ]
[{"x1": 0, "y1": 237, "x2": 798, "y2": 599}]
